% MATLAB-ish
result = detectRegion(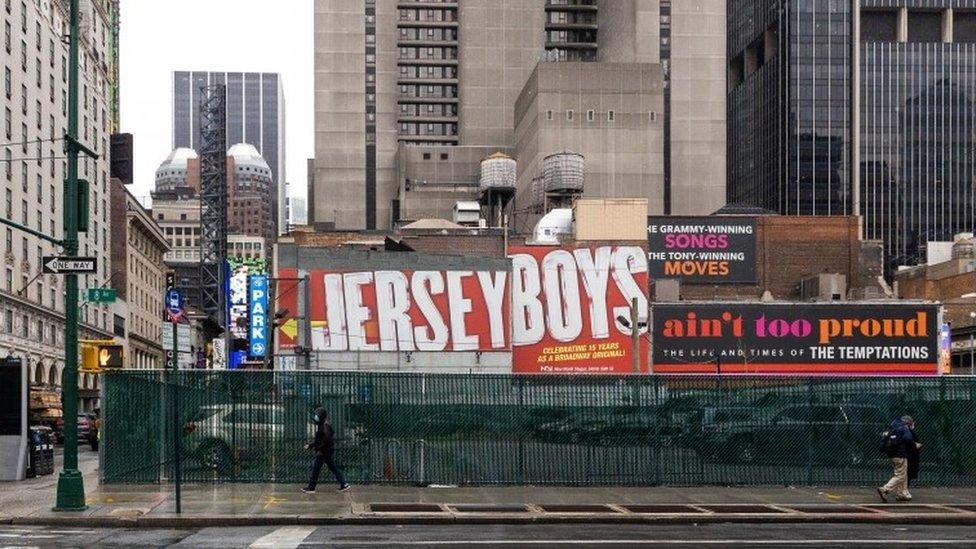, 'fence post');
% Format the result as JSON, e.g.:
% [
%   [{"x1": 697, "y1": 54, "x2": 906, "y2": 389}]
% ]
[
  {"x1": 938, "y1": 376, "x2": 947, "y2": 486},
  {"x1": 806, "y1": 378, "x2": 814, "y2": 486}
]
